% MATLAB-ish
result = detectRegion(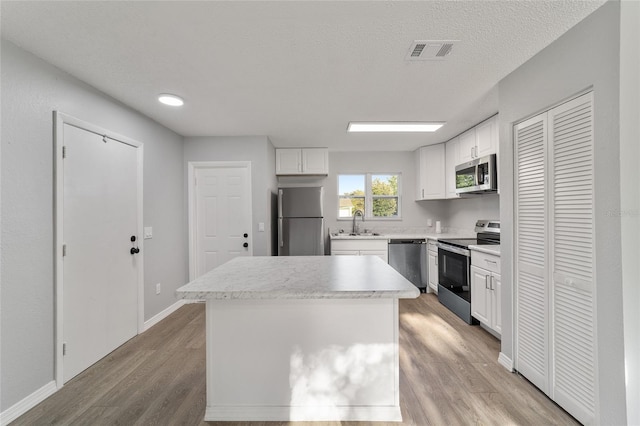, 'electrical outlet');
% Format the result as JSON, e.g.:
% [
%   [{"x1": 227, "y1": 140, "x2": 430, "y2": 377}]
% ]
[{"x1": 156, "y1": 283, "x2": 161, "y2": 295}]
